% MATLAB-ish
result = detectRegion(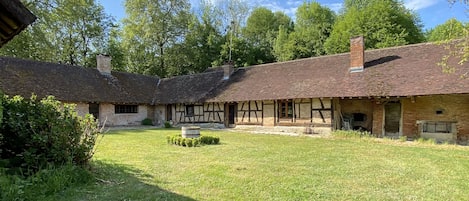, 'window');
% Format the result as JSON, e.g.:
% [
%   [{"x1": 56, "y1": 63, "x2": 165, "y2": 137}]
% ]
[
  {"x1": 185, "y1": 104, "x2": 194, "y2": 117},
  {"x1": 278, "y1": 100, "x2": 293, "y2": 118},
  {"x1": 115, "y1": 105, "x2": 138, "y2": 114},
  {"x1": 423, "y1": 122, "x2": 452, "y2": 133}
]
